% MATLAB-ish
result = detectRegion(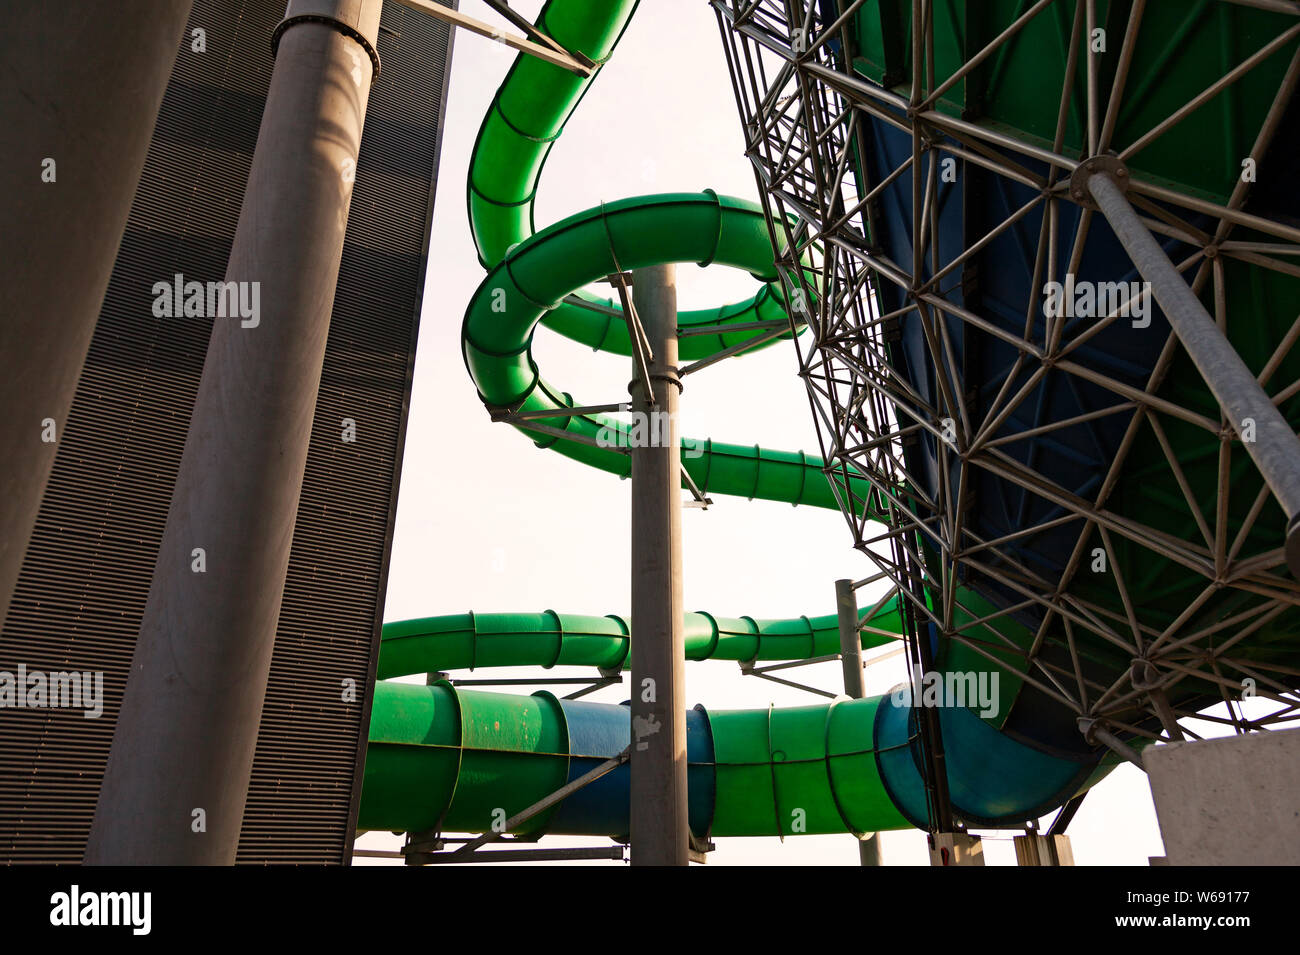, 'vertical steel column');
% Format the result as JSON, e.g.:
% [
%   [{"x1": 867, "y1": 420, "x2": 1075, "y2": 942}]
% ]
[
  {"x1": 85, "y1": 0, "x2": 383, "y2": 864},
  {"x1": 836, "y1": 578, "x2": 881, "y2": 865},
  {"x1": 0, "y1": 2, "x2": 194, "y2": 629},
  {"x1": 1088, "y1": 171, "x2": 1300, "y2": 576},
  {"x1": 629, "y1": 264, "x2": 690, "y2": 866},
  {"x1": 835, "y1": 579, "x2": 866, "y2": 697}
]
